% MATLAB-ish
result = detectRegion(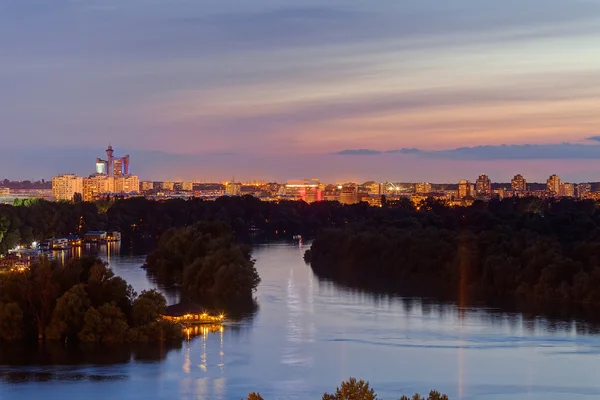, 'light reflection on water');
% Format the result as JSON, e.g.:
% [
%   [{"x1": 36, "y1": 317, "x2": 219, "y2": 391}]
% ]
[{"x1": 3, "y1": 243, "x2": 600, "y2": 400}]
